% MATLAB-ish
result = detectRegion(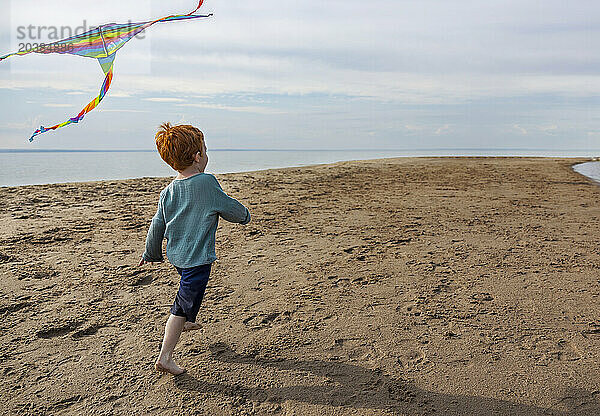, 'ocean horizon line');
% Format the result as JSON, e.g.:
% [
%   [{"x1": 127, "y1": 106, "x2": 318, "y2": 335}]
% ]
[
  {"x1": 2, "y1": 148, "x2": 600, "y2": 154},
  {"x1": 2, "y1": 149, "x2": 599, "y2": 188}
]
